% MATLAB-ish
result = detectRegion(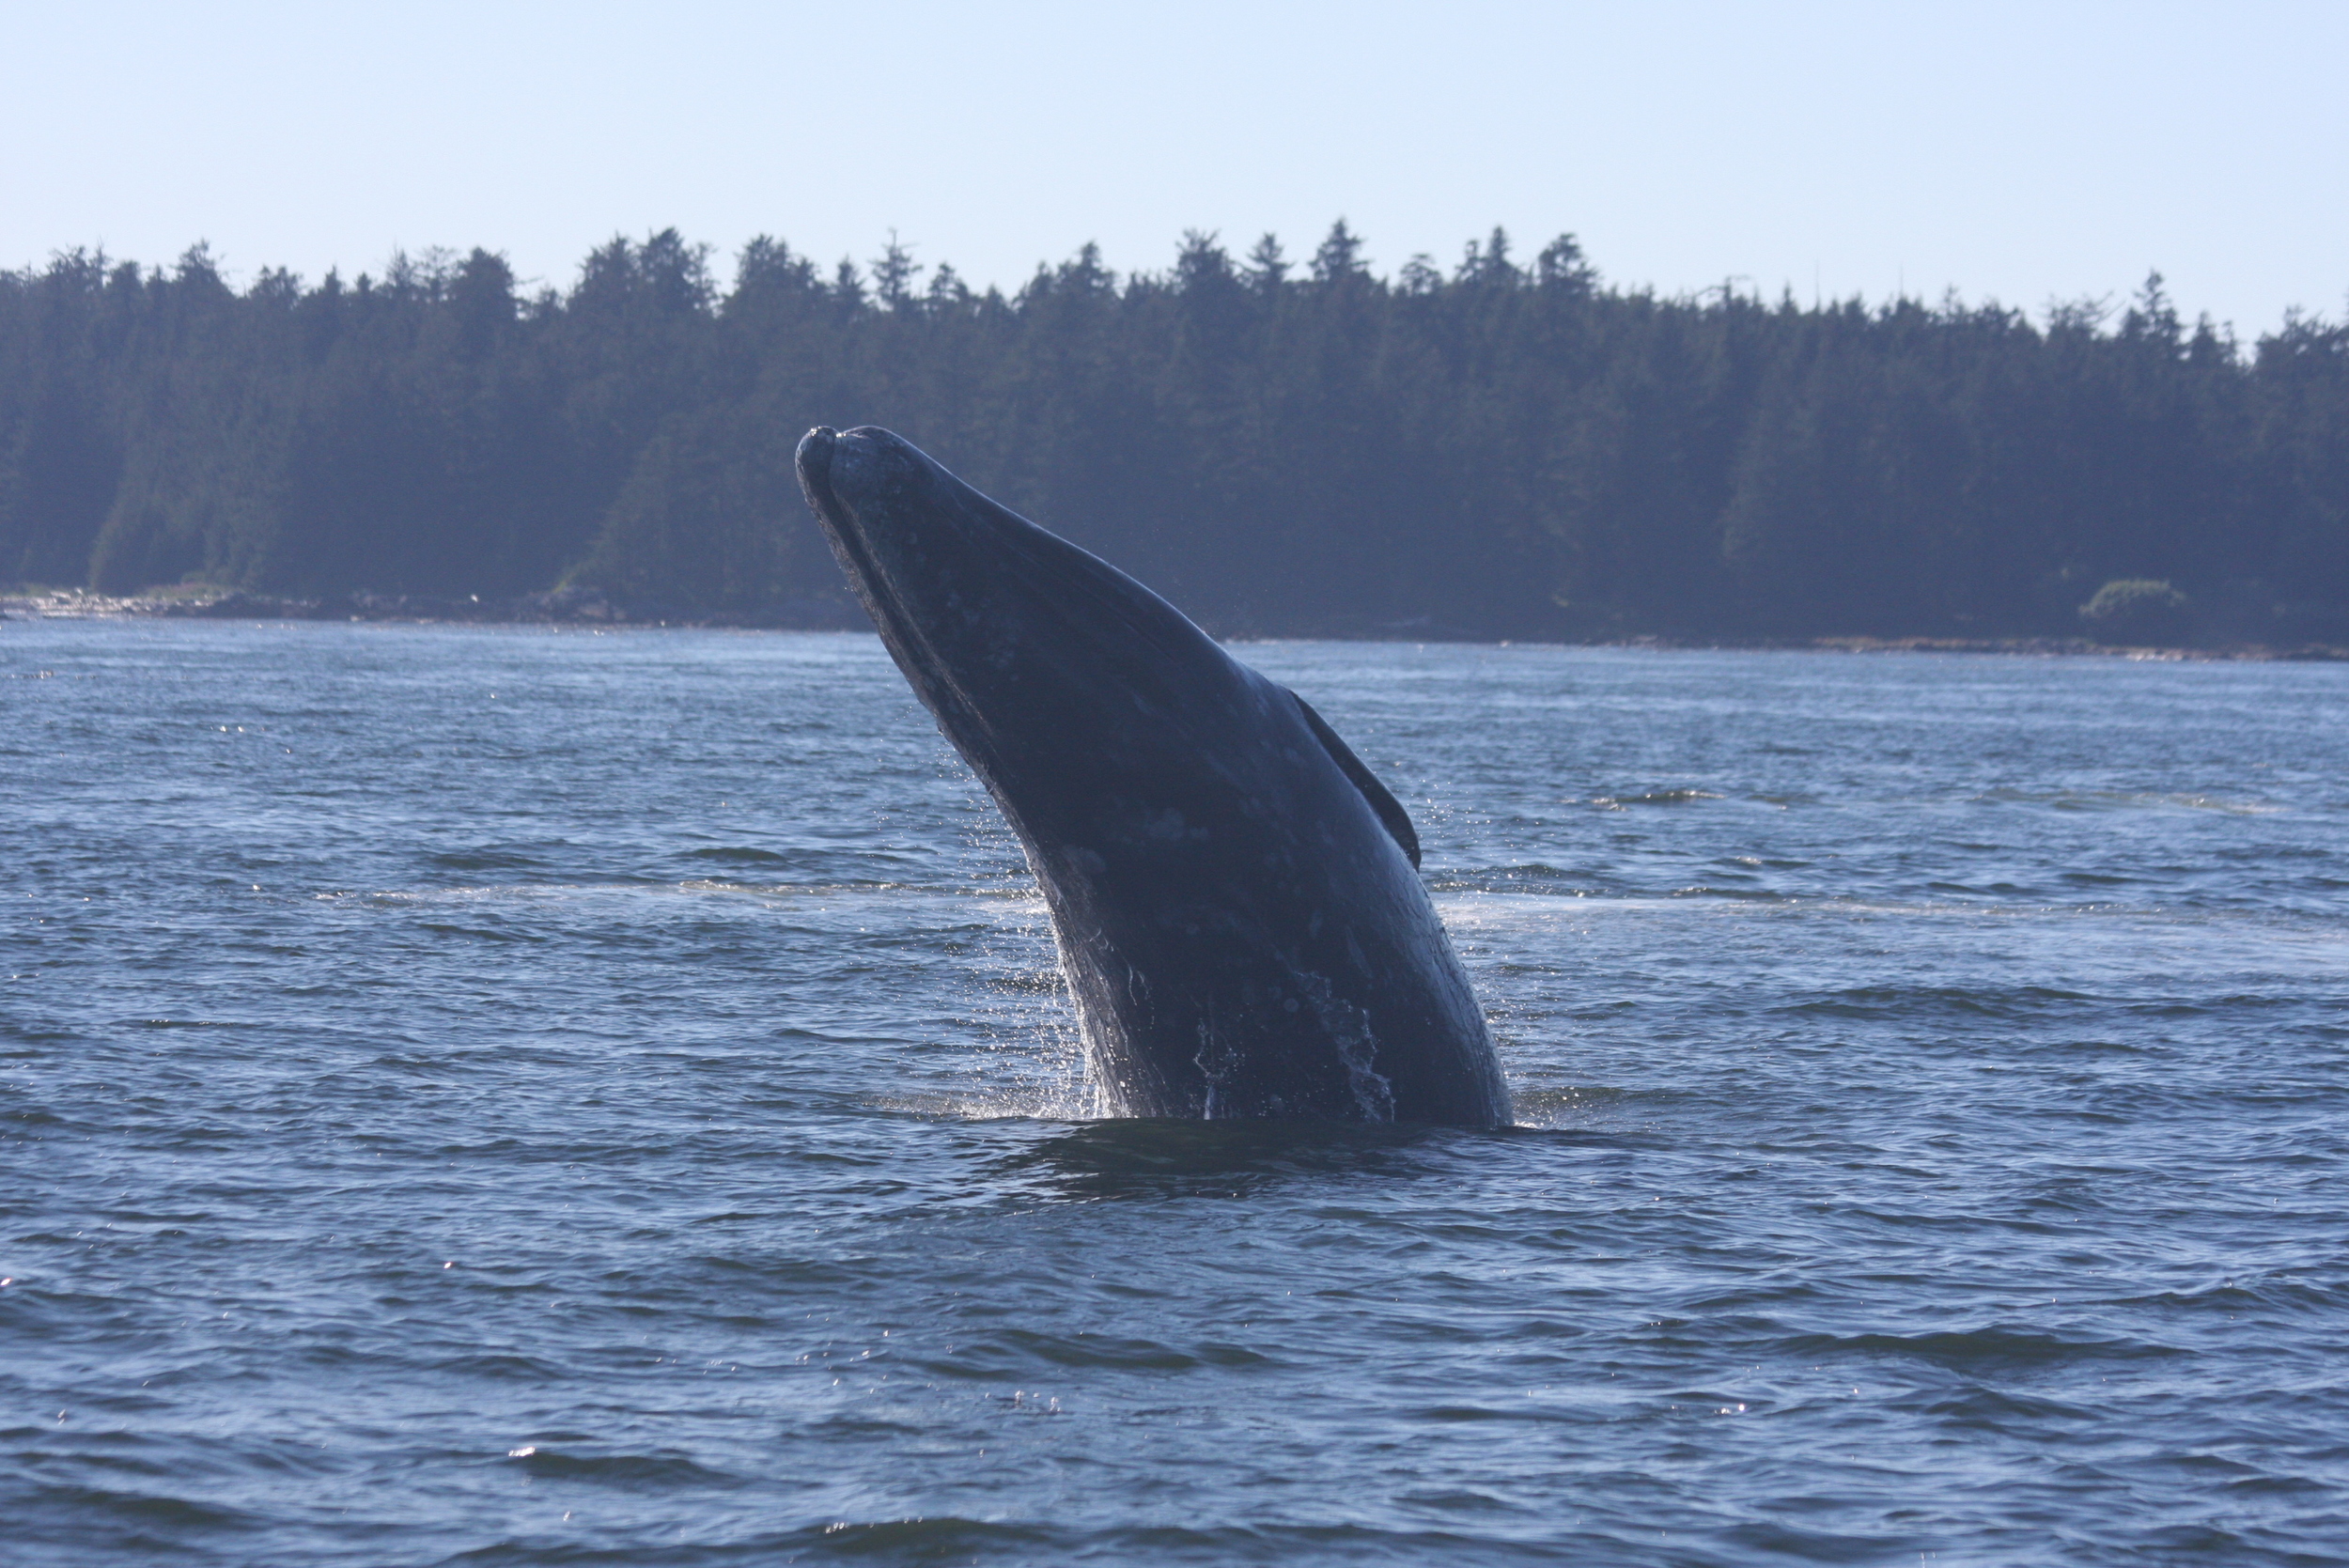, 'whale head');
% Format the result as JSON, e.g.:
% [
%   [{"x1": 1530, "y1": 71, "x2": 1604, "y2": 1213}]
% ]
[{"x1": 795, "y1": 425, "x2": 1250, "y2": 831}]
